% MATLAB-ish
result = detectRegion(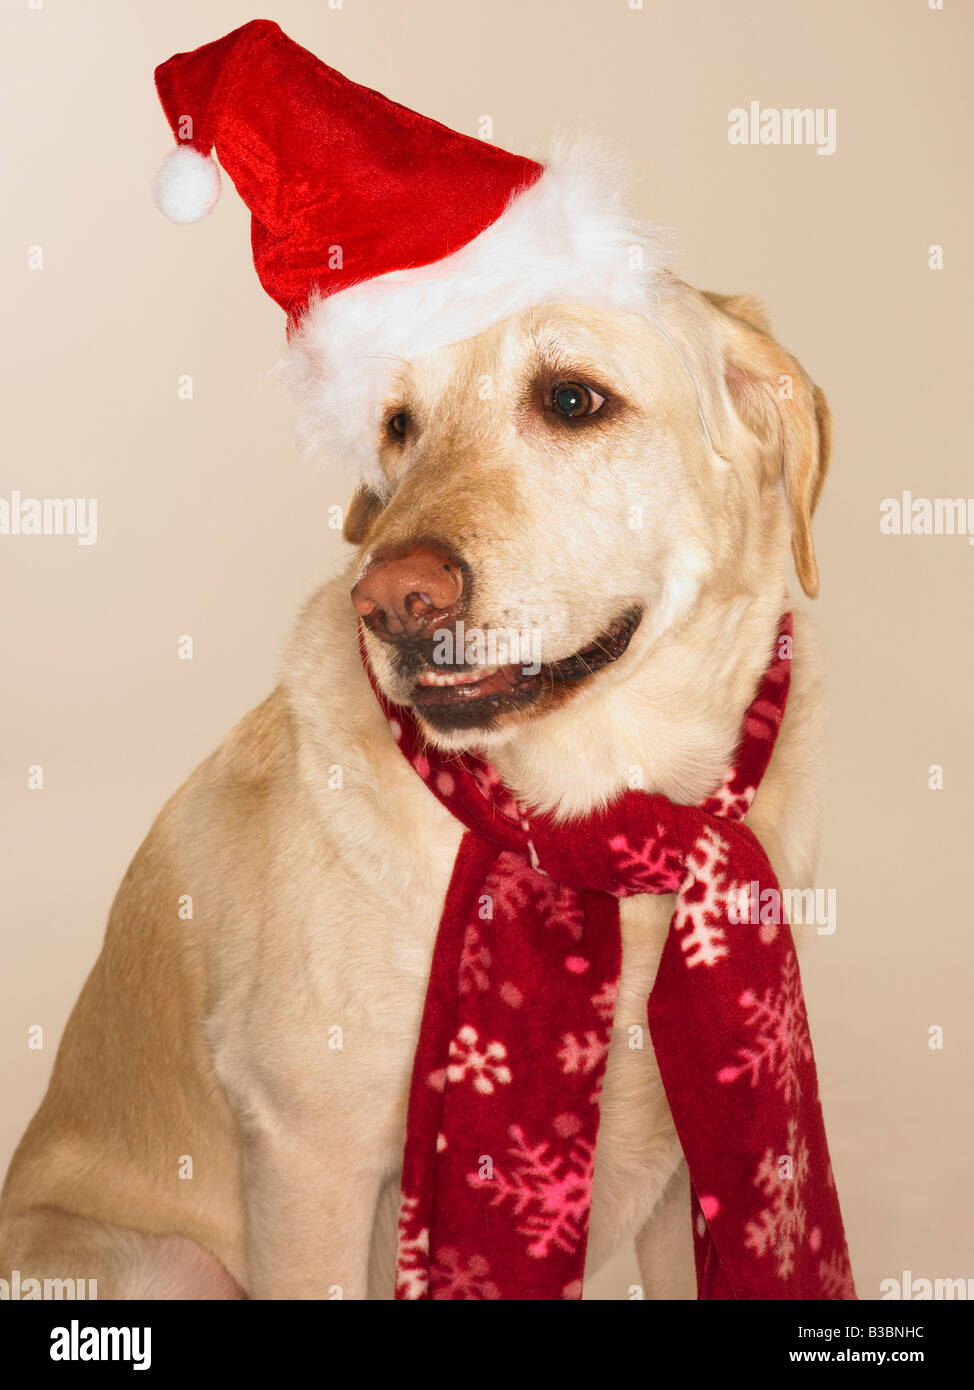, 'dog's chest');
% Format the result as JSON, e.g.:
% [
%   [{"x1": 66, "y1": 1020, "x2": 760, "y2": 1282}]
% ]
[{"x1": 370, "y1": 799, "x2": 676, "y2": 1173}]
